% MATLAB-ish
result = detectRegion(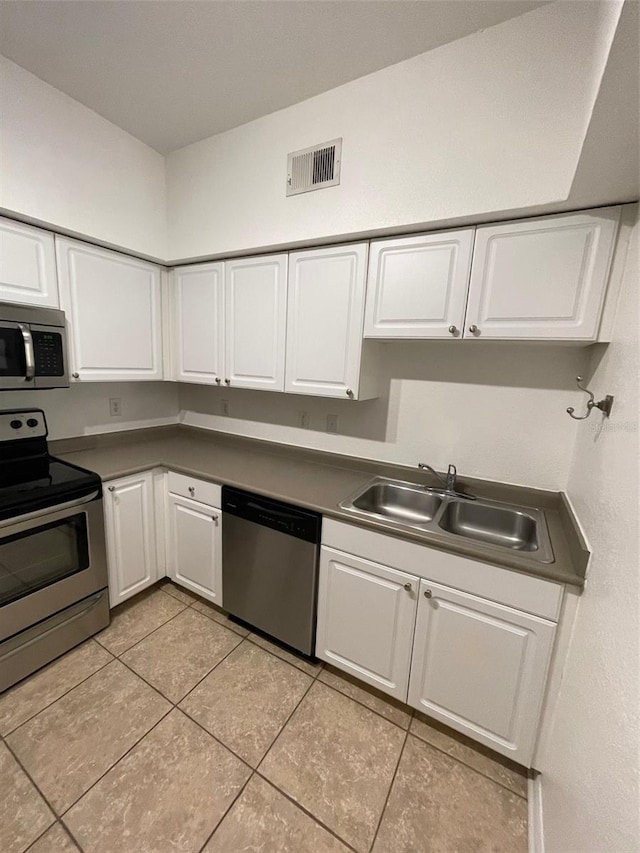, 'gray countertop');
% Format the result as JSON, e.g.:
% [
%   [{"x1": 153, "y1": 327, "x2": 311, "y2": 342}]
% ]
[{"x1": 52, "y1": 425, "x2": 588, "y2": 588}]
